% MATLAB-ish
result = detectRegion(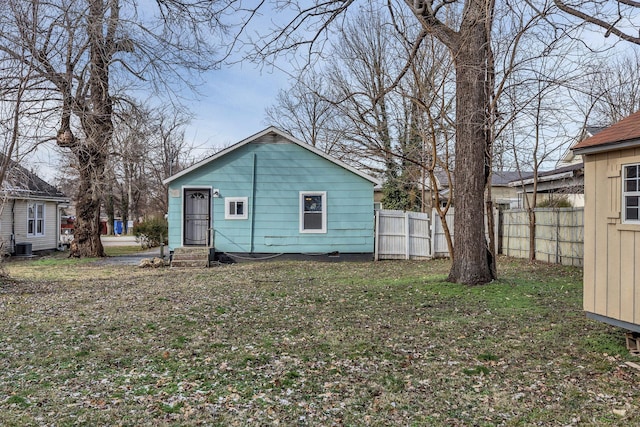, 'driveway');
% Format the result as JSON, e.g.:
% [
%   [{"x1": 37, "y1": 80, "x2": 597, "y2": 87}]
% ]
[
  {"x1": 100, "y1": 235, "x2": 140, "y2": 247},
  {"x1": 94, "y1": 235, "x2": 165, "y2": 266}
]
